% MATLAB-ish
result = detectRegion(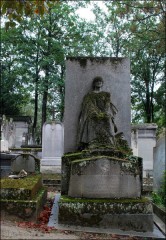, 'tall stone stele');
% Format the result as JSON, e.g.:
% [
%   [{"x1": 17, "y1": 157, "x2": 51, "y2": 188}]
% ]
[
  {"x1": 59, "y1": 57, "x2": 153, "y2": 232},
  {"x1": 41, "y1": 121, "x2": 64, "y2": 173}
]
